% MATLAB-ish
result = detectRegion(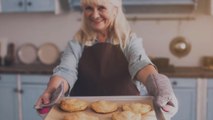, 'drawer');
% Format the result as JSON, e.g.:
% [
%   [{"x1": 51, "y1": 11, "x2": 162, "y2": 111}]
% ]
[
  {"x1": 21, "y1": 74, "x2": 50, "y2": 84},
  {"x1": 208, "y1": 79, "x2": 213, "y2": 88},
  {"x1": 170, "y1": 78, "x2": 197, "y2": 88},
  {"x1": 0, "y1": 74, "x2": 17, "y2": 84}
]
